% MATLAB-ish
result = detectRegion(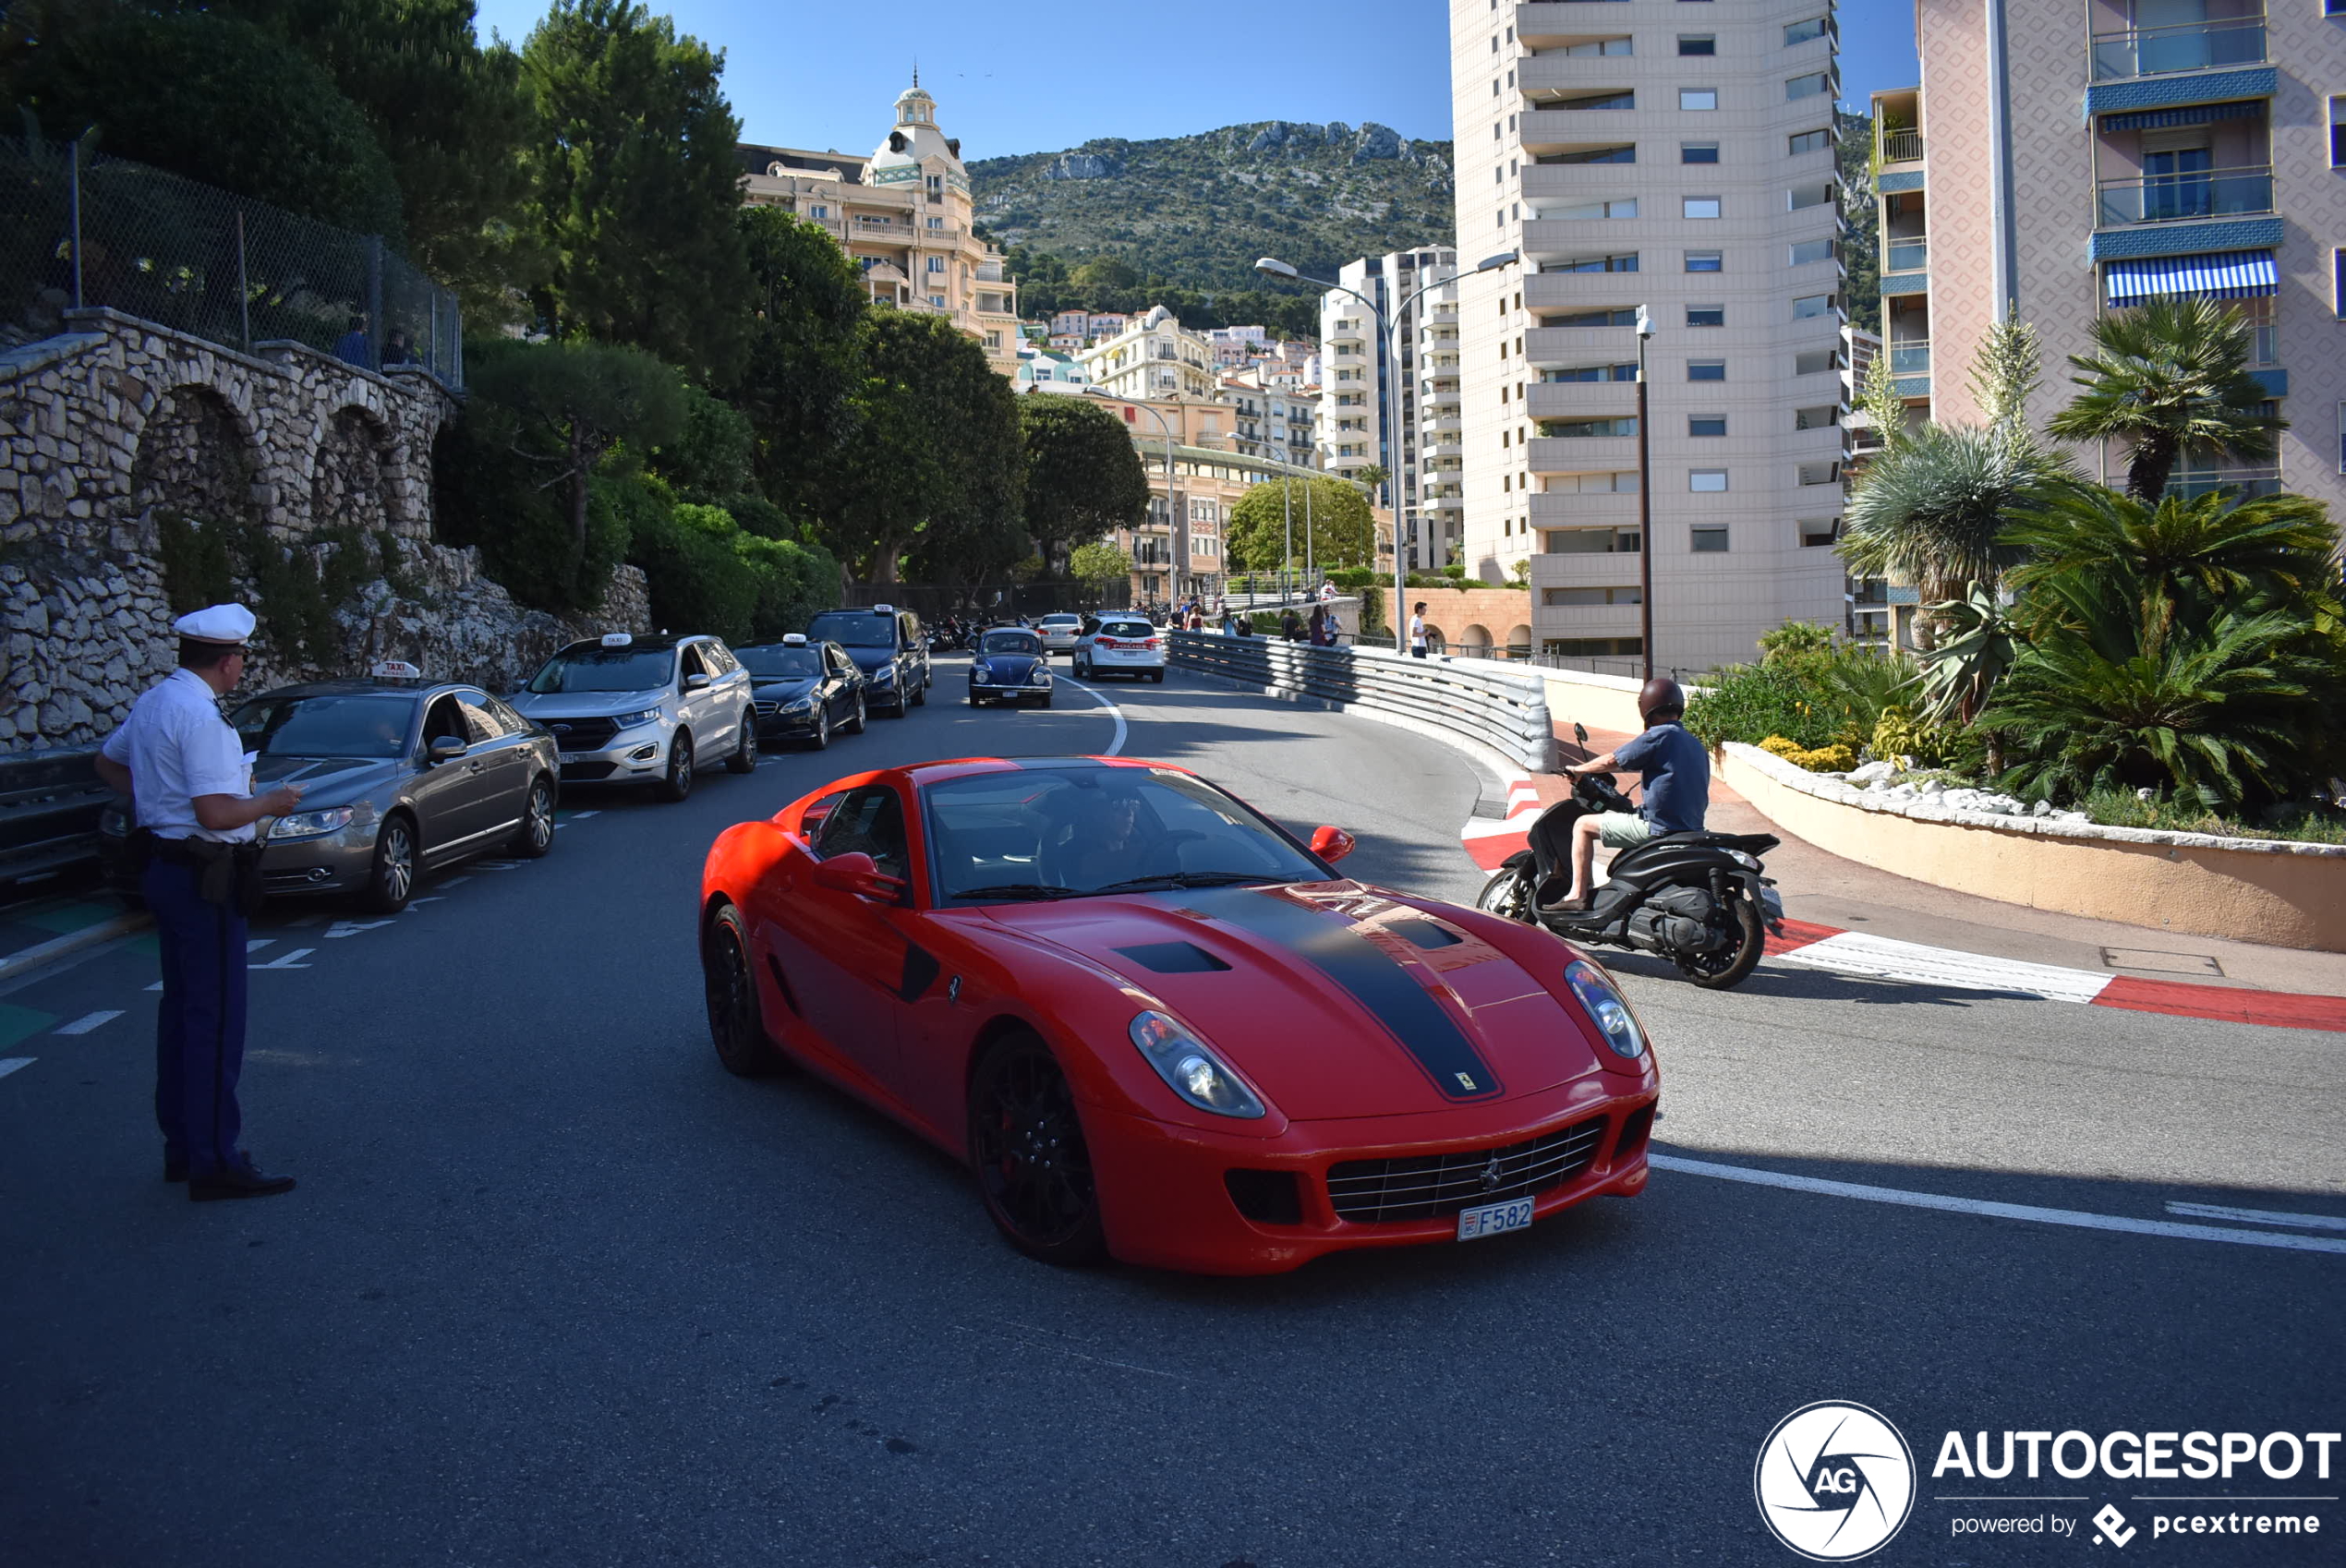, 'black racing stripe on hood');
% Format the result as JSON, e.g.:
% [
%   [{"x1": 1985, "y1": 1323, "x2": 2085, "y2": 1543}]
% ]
[{"x1": 1184, "y1": 888, "x2": 1502, "y2": 1102}]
